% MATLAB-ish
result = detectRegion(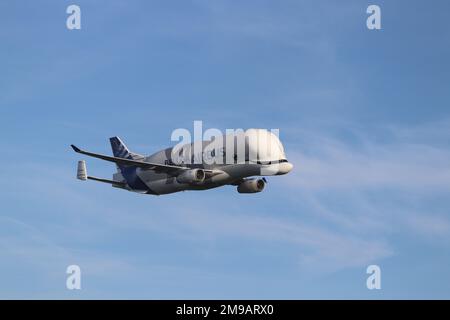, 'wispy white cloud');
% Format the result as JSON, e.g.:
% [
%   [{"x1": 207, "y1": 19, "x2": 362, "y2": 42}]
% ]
[
  {"x1": 282, "y1": 119, "x2": 450, "y2": 242},
  {"x1": 170, "y1": 207, "x2": 393, "y2": 272},
  {"x1": 406, "y1": 214, "x2": 450, "y2": 239},
  {"x1": 1, "y1": 118, "x2": 450, "y2": 297},
  {"x1": 286, "y1": 121, "x2": 450, "y2": 191},
  {"x1": 1, "y1": 158, "x2": 394, "y2": 281}
]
